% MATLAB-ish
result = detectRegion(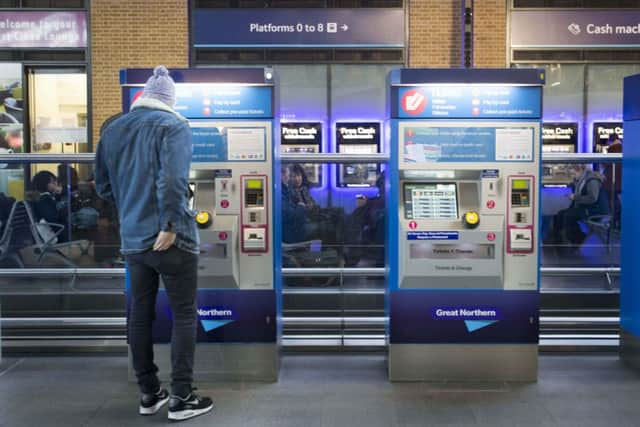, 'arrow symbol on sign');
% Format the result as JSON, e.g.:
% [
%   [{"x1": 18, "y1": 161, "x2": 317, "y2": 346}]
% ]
[{"x1": 341, "y1": 24, "x2": 349, "y2": 31}]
